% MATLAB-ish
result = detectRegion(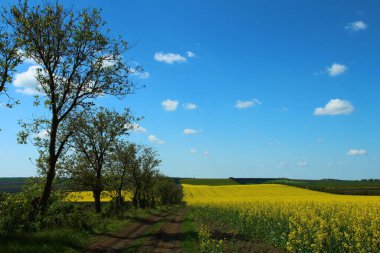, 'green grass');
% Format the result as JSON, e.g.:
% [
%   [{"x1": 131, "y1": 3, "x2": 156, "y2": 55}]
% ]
[
  {"x1": 180, "y1": 178, "x2": 239, "y2": 186},
  {"x1": 91, "y1": 216, "x2": 131, "y2": 235},
  {"x1": 91, "y1": 205, "x2": 168, "y2": 236},
  {"x1": 0, "y1": 205, "x2": 169, "y2": 253},
  {"x1": 181, "y1": 207, "x2": 199, "y2": 253},
  {"x1": 0, "y1": 229, "x2": 89, "y2": 253}
]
